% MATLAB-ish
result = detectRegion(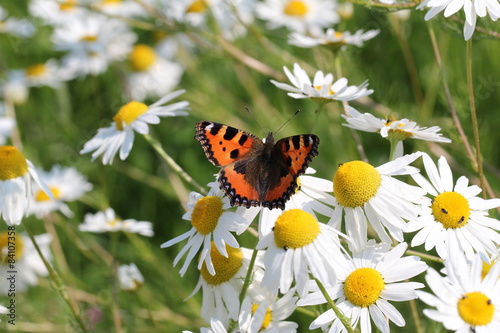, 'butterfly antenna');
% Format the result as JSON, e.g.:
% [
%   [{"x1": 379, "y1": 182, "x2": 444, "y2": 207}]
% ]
[
  {"x1": 274, "y1": 110, "x2": 300, "y2": 135},
  {"x1": 245, "y1": 106, "x2": 265, "y2": 133}
]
